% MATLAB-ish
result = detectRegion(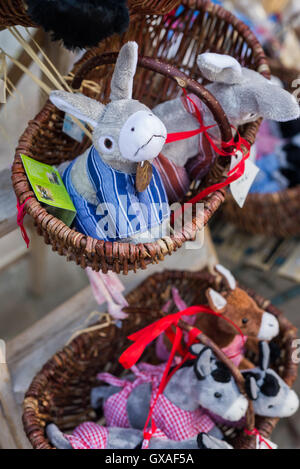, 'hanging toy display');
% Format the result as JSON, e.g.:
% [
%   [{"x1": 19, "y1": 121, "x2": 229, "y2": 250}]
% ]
[
  {"x1": 13, "y1": 1, "x2": 276, "y2": 273},
  {"x1": 47, "y1": 46, "x2": 299, "y2": 243}
]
